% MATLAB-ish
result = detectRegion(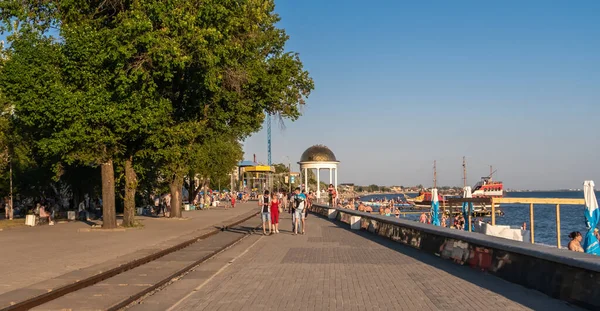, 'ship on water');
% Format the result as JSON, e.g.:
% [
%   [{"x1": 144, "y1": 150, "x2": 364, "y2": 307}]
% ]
[
  {"x1": 408, "y1": 191, "x2": 446, "y2": 208},
  {"x1": 472, "y1": 176, "x2": 504, "y2": 198},
  {"x1": 409, "y1": 161, "x2": 505, "y2": 216}
]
